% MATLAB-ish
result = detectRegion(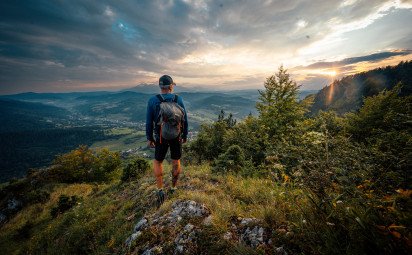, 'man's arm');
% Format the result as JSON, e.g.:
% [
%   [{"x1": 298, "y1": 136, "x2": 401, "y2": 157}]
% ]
[
  {"x1": 146, "y1": 99, "x2": 155, "y2": 145},
  {"x1": 178, "y1": 97, "x2": 189, "y2": 141}
]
